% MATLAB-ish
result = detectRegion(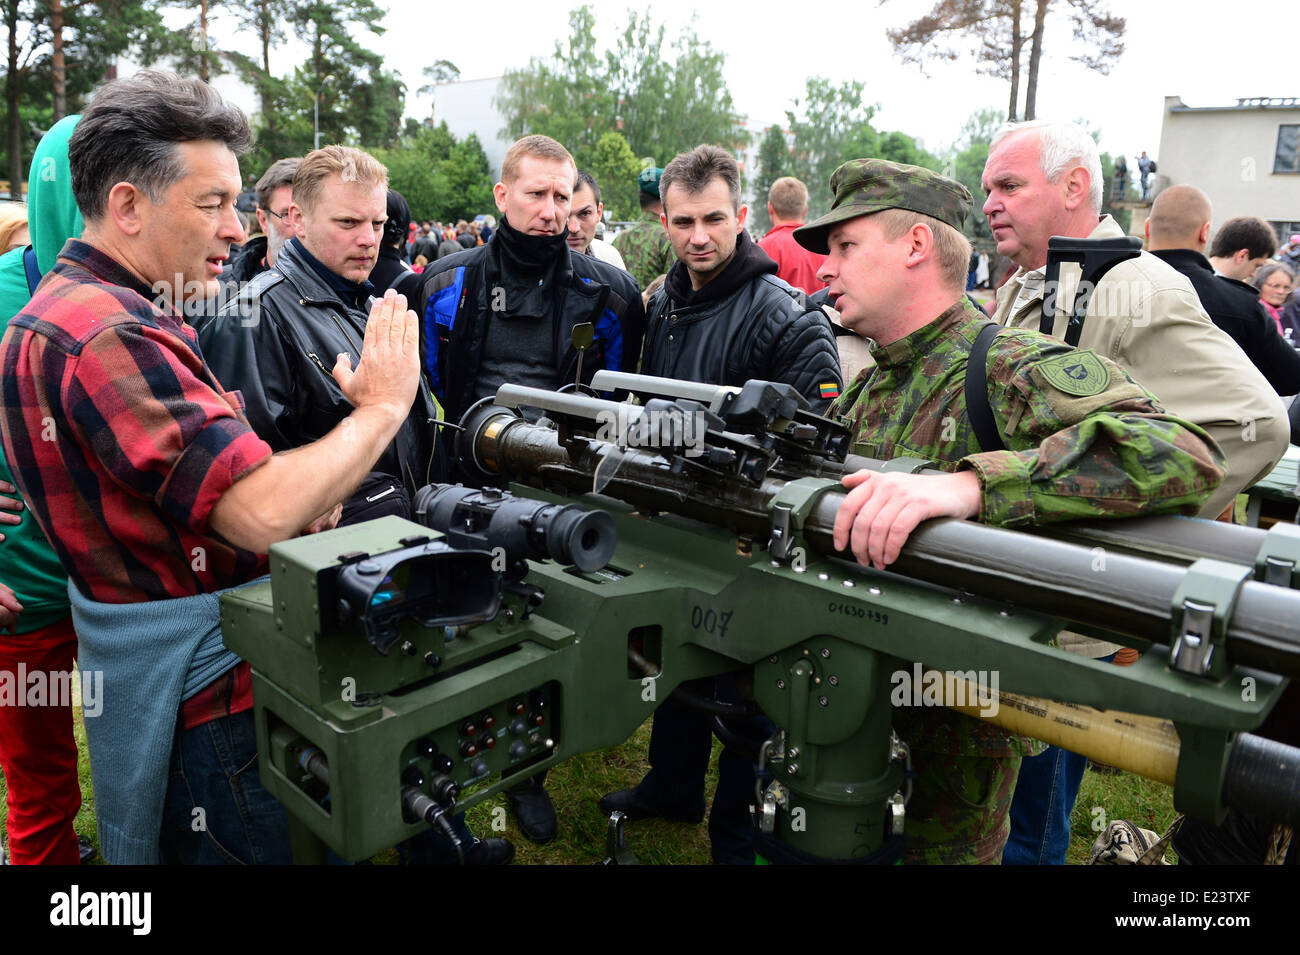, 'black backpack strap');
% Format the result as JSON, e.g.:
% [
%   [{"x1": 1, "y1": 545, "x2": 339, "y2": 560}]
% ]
[{"x1": 965, "y1": 322, "x2": 1006, "y2": 453}]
